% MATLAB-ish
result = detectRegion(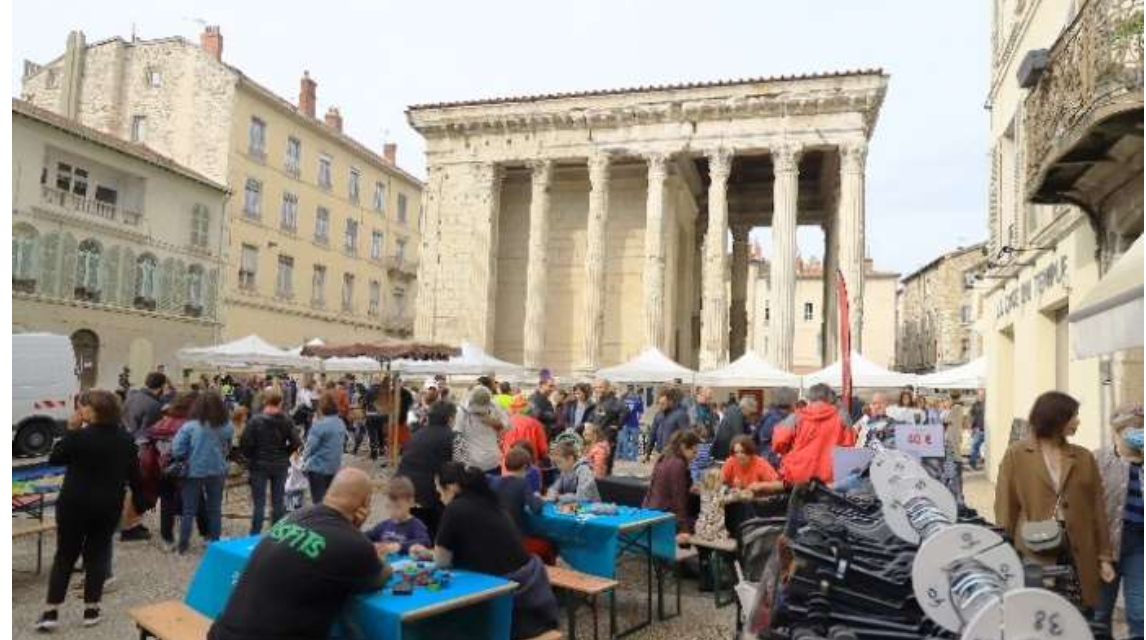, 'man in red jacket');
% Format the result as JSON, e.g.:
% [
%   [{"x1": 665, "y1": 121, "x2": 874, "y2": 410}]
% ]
[{"x1": 772, "y1": 384, "x2": 855, "y2": 485}]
